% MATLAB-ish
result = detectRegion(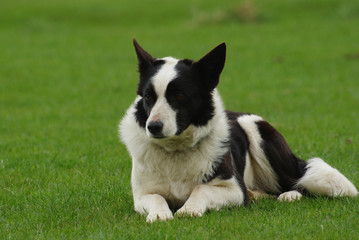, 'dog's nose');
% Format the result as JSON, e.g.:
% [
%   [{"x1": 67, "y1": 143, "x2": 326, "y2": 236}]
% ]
[{"x1": 147, "y1": 121, "x2": 164, "y2": 136}]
